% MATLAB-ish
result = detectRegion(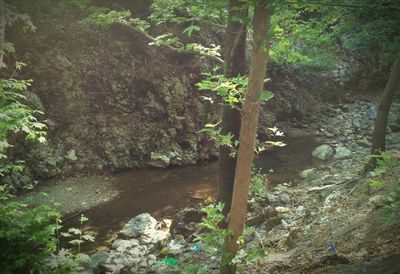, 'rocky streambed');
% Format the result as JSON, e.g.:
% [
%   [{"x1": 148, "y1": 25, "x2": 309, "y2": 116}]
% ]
[{"x1": 64, "y1": 99, "x2": 400, "y2": 273}]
